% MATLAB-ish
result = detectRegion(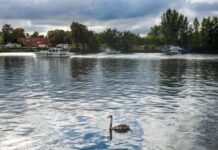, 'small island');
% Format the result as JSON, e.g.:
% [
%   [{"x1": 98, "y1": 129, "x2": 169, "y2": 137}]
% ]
[{"x1": 0, "y1": 9, "x2": 217, "y2": 54}]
